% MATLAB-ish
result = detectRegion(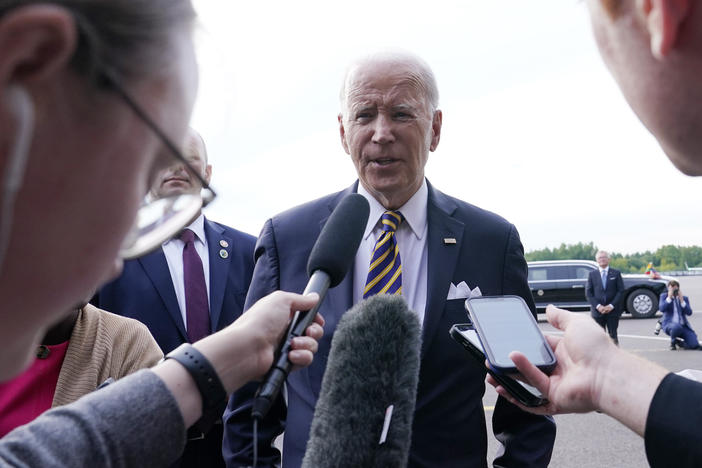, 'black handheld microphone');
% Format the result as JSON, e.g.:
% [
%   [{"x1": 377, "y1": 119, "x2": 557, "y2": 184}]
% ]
[
  {"x1": 251, "y1": 193, "x2": 369, "y2": 420},
  {"x1": 302, "y1": 295, "x2": 422, "y2": 468}
]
